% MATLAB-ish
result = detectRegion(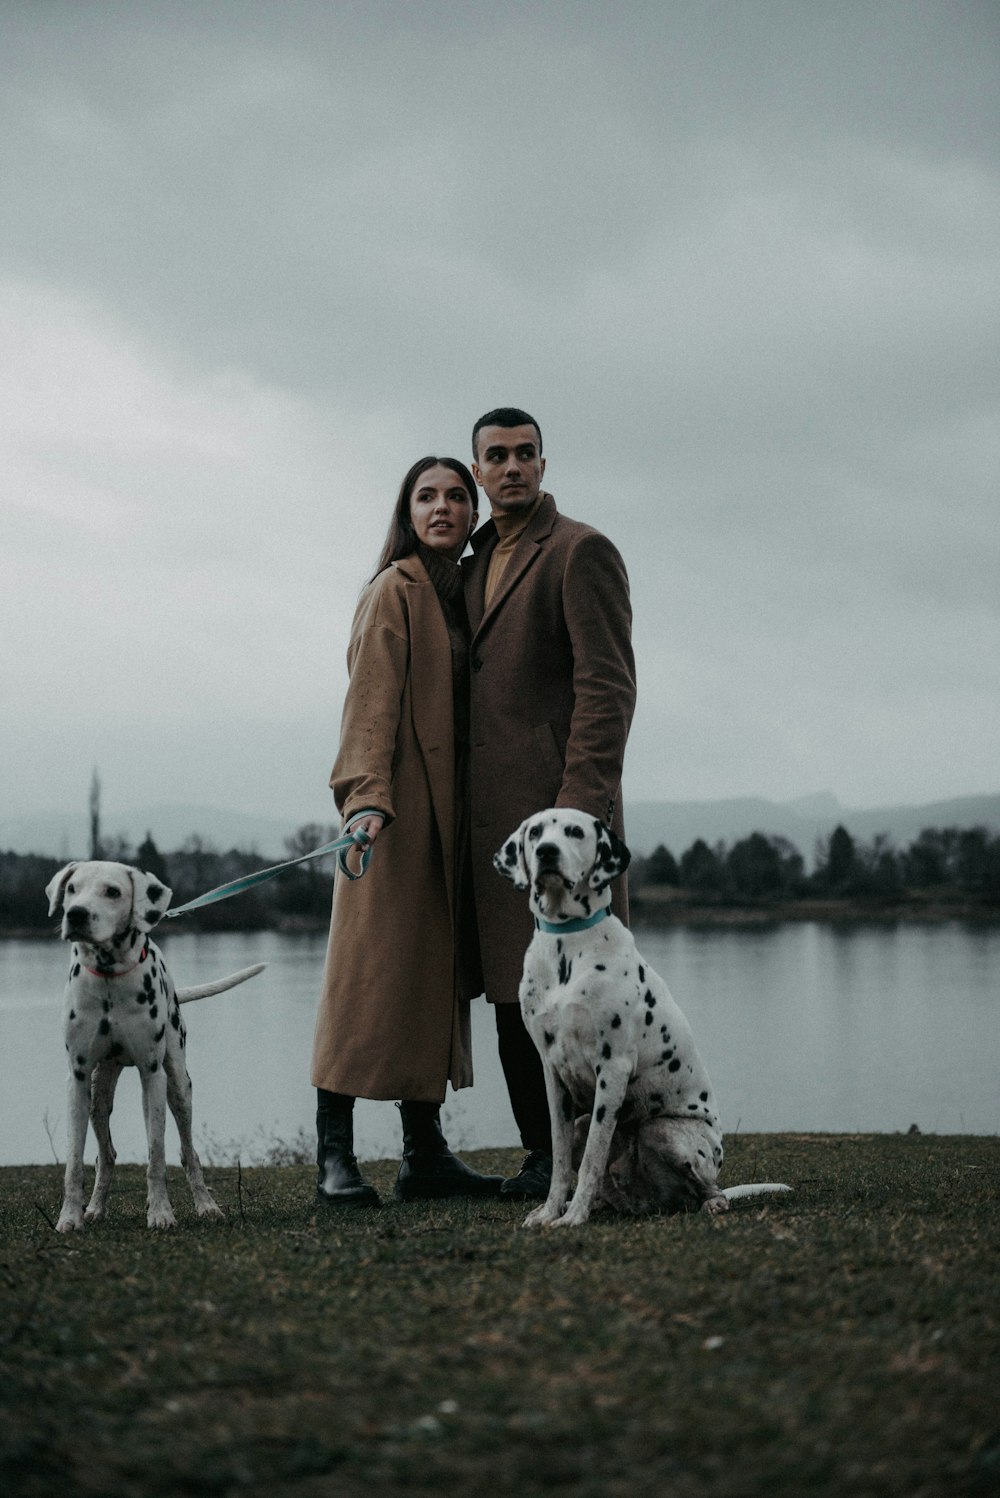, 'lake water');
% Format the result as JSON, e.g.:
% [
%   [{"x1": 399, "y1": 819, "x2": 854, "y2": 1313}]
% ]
[{"x1": 1, "y1": 922, "x2": 996, "y2": 1168}]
